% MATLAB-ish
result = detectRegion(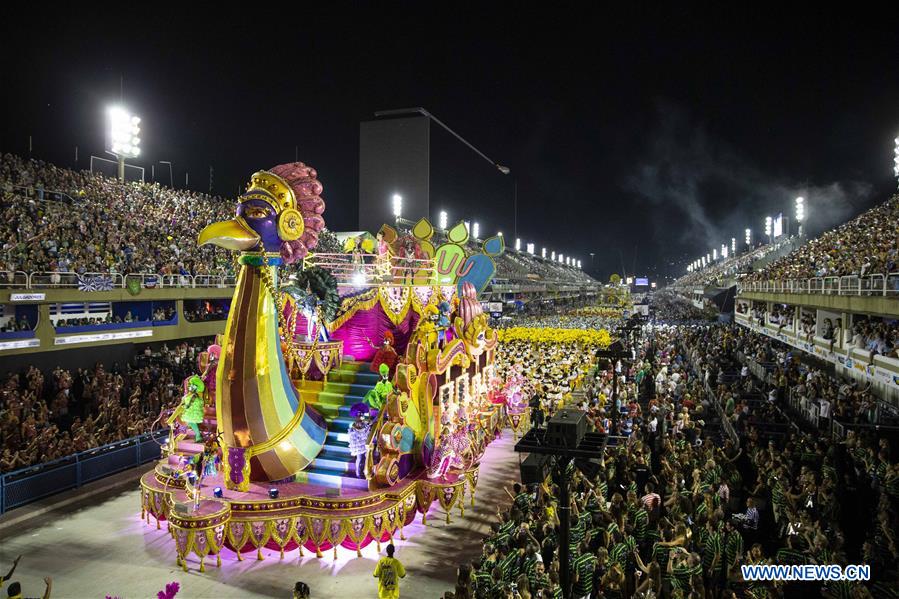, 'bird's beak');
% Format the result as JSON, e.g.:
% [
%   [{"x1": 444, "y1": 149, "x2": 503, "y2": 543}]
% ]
[{"x1": 198, "y1": 218, "x2": 260, "y2": 250}]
